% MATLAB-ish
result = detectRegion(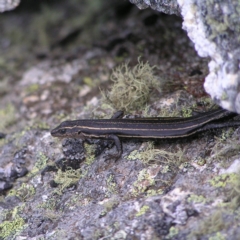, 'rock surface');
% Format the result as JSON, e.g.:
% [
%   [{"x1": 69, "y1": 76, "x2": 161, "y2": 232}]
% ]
[
  {"x1": 0, "y1": 0, "x2": 240, "y2": 239},
  {"x1": 131, "y1": 0, "x2": 240, "y2": 113},
  {"x1": 0, "y1": 0, "x2": 20, "y2": 12},
  {"x1": 2, "y1": 0, "x2": 240, "y2": 112}
]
